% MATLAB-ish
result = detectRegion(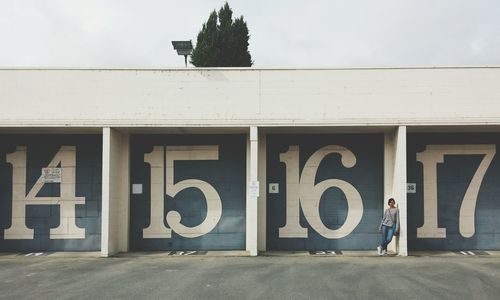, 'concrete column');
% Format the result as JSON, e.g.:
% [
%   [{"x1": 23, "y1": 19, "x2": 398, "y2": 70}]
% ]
[
  {"x1": 257, "y1": 132, "x2": 267, "y2": 252},
  {"x1": 246, "y1": 126, "x2": 259, "y2": 256},
  {"x1": 384, "y1": 126, "x2": 408, "y2": 256},
  {"x1": 101, "y1": 128, "x2": 130, "y2": 257}
]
